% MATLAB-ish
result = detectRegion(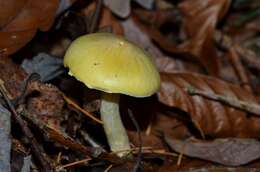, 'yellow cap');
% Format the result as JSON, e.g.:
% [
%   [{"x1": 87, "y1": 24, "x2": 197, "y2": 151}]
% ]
[{"x1": 64, "y1": 33, "x2": 160, "y2": 97}]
